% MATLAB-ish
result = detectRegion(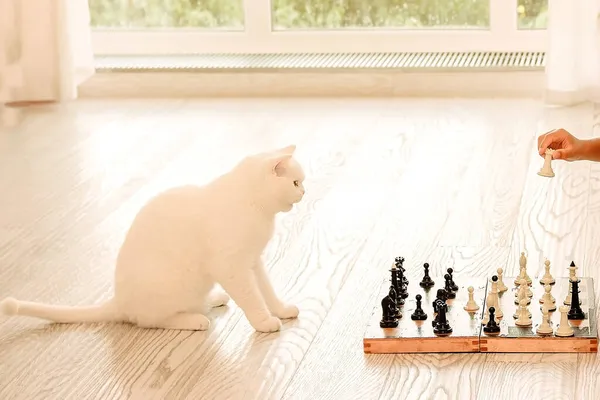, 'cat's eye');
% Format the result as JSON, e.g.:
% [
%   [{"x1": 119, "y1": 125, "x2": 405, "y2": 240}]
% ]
[{"x1": 293, "y1": 180, "x2": 299, "y2": 187}]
